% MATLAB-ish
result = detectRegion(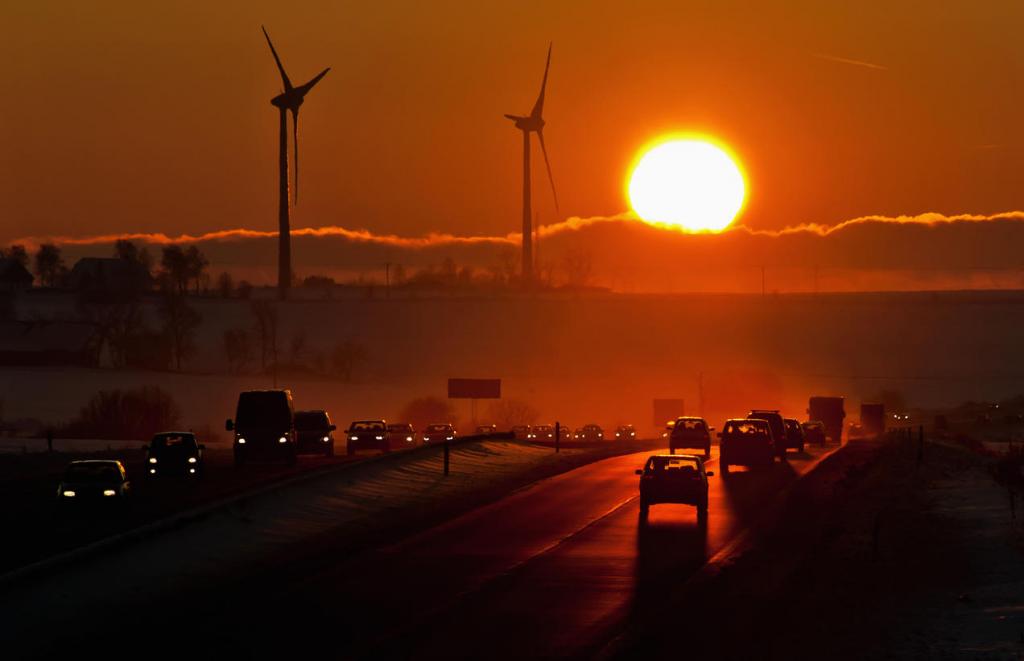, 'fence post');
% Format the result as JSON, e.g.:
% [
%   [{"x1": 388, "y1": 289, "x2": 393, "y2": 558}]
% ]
[
  {"x1": 555, "y1": 422, "x2": 560, "y2": 454},
  {"x1": 443, "y1": 441, "x2": 450, "y2": 476}
]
